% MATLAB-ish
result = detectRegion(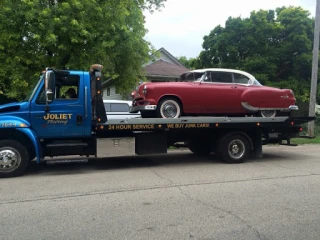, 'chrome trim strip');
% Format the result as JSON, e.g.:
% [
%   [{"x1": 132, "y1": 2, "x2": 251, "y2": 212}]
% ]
[
  {"x1": 85, "y1": 86, "x2": 88, "y2": 117},
  {"x1": 241, "y1": 102, "x2": 299, "y2": 112}
]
